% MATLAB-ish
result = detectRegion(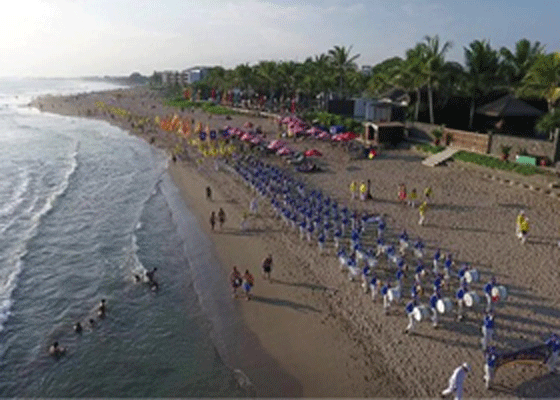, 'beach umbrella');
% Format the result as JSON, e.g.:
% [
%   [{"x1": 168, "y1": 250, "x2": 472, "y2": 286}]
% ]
[
  {"x1": 240, "y1": 132, "x2": 253, "y2": 141},
  {"x1": 250, "y1": 136, "x2": 263, "y2": 145},
  {"x1": 268, "y1": 140, "x2": 286, "y2": 150},
  {"x1": 243, "y1": 121, "x2": 253, "y2": 129},
  {"x1": 342, "y1": 132, "x2": 358, "y2": 140},
  {"x1": 277, "y1": 146, "x2": 293, "y2": 156},
  {"x1": 304, "y1": 149, "x2": 322, "y2": 157}
]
